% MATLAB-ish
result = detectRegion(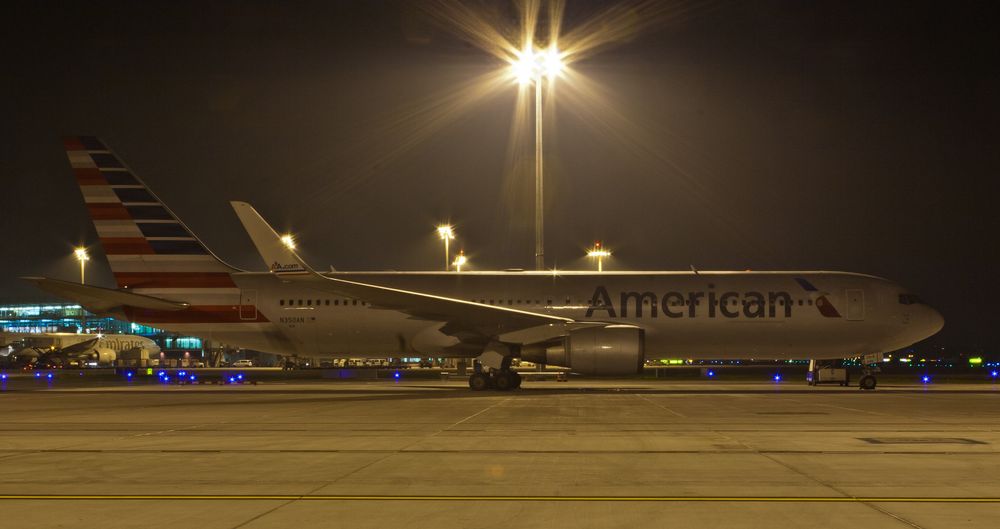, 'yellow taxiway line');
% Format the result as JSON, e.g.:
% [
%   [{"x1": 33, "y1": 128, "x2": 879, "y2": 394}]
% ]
[{"x1": 0, "y1": 495, "x2": 998, "y2": 503}]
